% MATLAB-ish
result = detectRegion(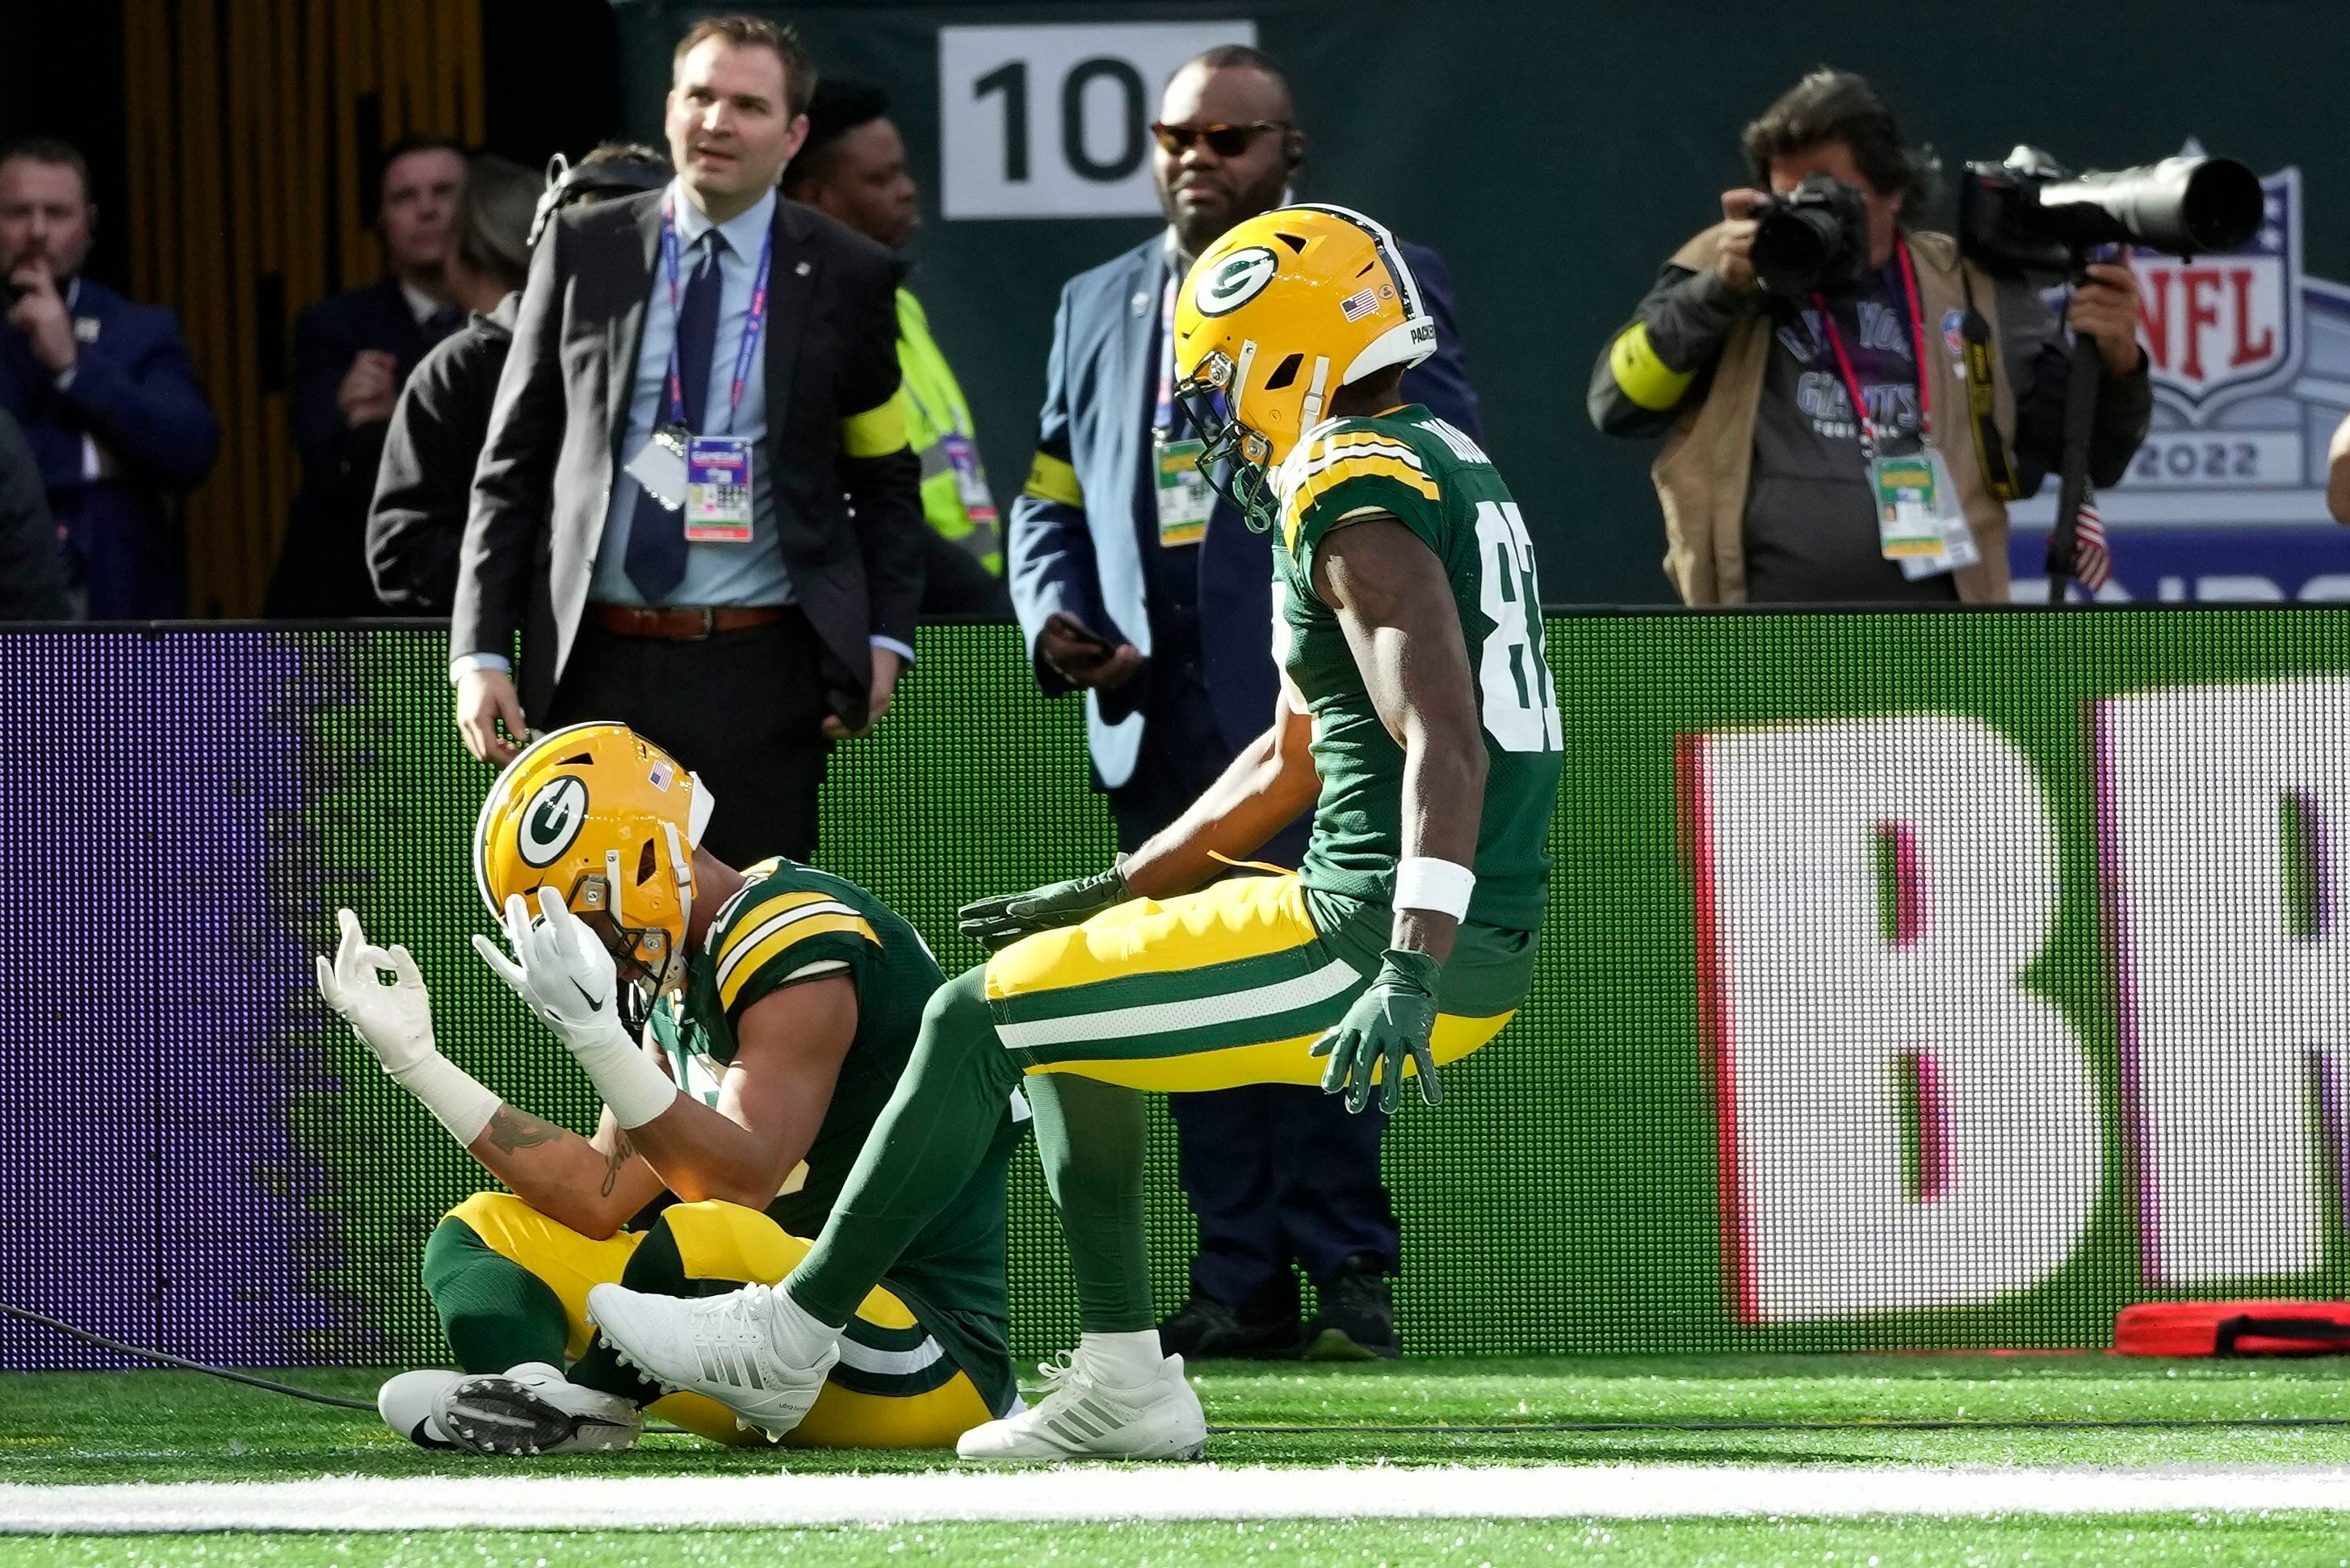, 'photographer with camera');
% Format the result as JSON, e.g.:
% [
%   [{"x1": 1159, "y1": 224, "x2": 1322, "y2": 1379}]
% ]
[{"x1": 1588, "y1": 69, "x2": 2151, "y2": 604}]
